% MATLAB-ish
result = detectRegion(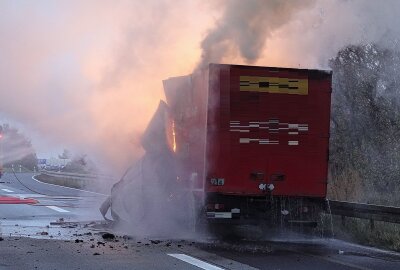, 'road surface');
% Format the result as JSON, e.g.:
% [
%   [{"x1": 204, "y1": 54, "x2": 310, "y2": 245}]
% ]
[{"x1": 0, "y1": 172, "x2": 399, "y2": 270}]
